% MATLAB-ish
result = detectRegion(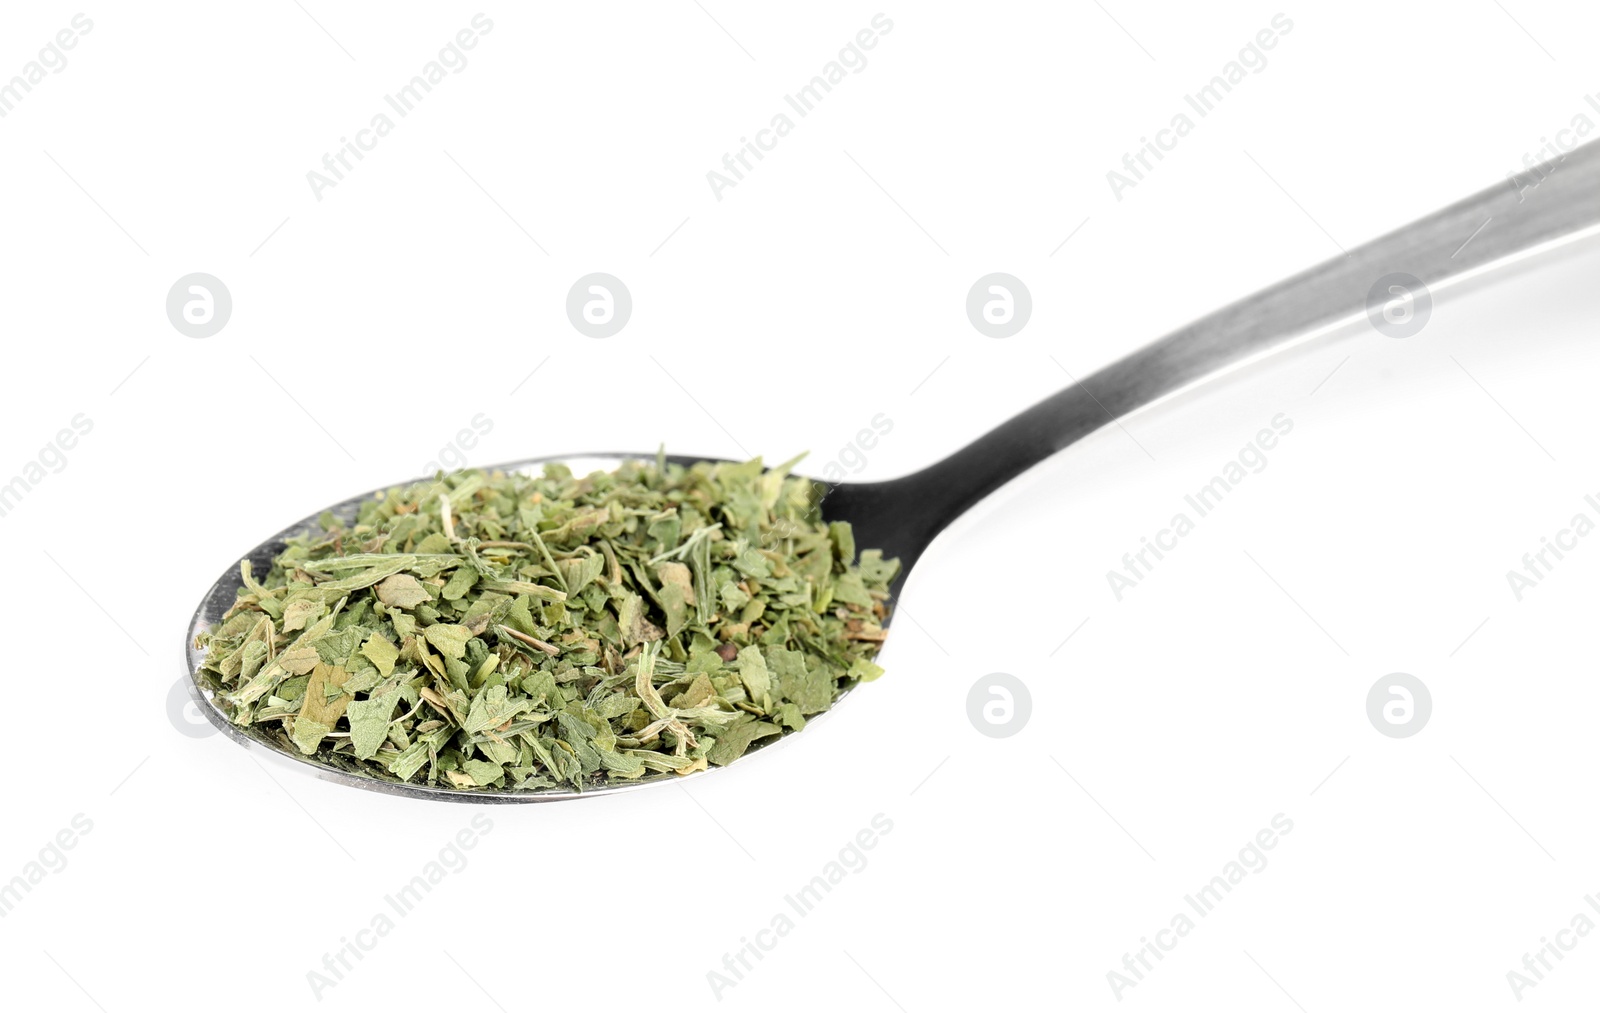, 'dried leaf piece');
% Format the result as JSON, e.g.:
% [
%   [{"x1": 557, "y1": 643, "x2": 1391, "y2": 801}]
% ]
[
  {"x1": 375, "y1": 574, "x2": 431, "y2": 609},
  {"x1": 280, "y1": 599, "x2": 325, "y2": 633},
  {"x1": 461, "y1": 759, "x2": 503, "y2": 786},
  {"x1": 360, "y1": 633, "x2": 399, "y2": 677},
  {"x1": 346, "y1": 692, "x2": 398, "y2": 760},
  {"x1": 655, "y1": 561, "x2": 694, "y2": 638},
  {"x1": 737, "y1": 645, "x2": 772, "y2": 712},
  {"x1": 707, "y1": 719, "x2": 783, "y2": 766},
  {"x1": 422, "y1": 623, "x2": 472, "y2": 660}
]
